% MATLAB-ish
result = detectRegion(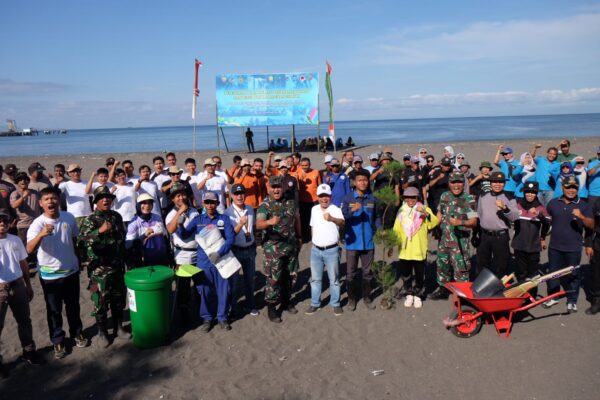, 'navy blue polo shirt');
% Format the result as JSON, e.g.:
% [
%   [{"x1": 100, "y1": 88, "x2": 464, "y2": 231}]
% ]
[{"x1": 547, "y1": 197, "x2": 592, "y2": 252}]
